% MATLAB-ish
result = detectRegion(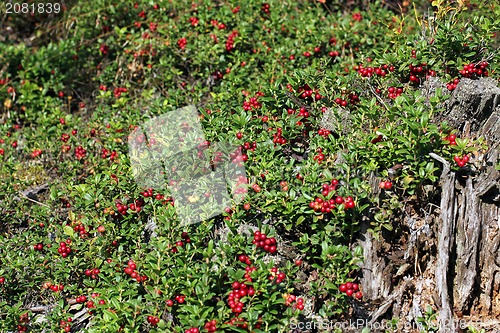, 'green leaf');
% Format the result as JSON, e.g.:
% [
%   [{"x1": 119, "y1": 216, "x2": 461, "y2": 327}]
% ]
[{"x1": 63, "y1": 226, "x2": 74, "y2": 238}]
